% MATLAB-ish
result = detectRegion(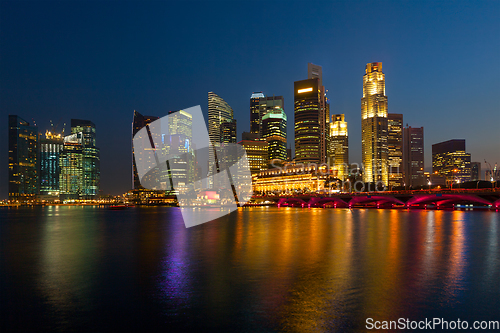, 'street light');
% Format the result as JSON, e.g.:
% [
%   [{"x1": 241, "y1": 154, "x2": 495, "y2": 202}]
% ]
[{"x1": 428, "y1": 180, "x2": 431, "y2": 191}]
